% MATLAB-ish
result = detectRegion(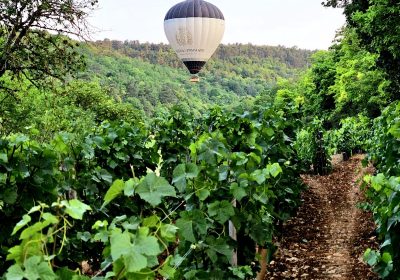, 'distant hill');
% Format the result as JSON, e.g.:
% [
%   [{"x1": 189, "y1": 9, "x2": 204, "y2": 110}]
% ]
[{"x1": 79, "y1": 40, "x2": 314, "y2": 115}]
